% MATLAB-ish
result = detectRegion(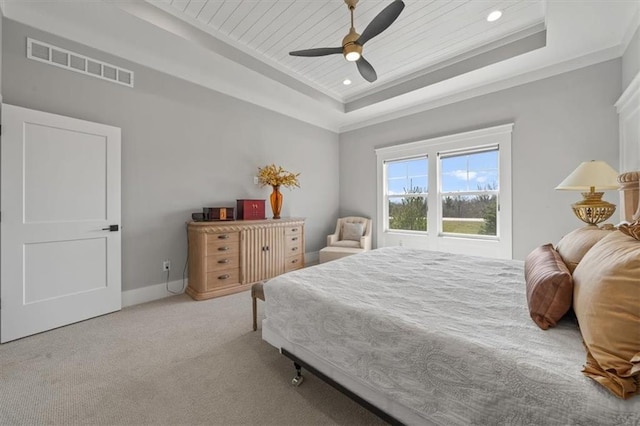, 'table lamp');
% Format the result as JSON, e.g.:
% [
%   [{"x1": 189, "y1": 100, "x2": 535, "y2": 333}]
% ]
[{"x1": 555, "y1": 160, "x2": 619, "y2": 225}]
